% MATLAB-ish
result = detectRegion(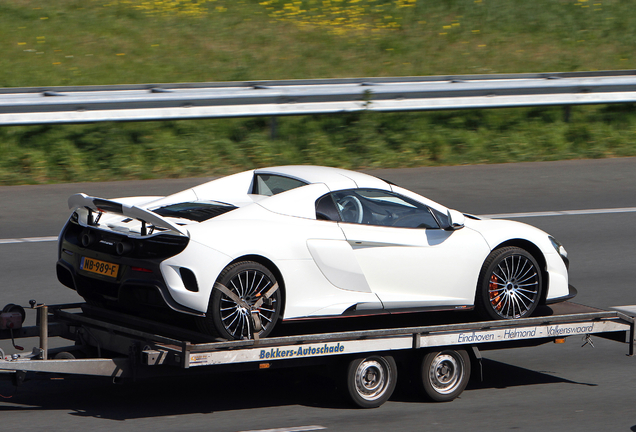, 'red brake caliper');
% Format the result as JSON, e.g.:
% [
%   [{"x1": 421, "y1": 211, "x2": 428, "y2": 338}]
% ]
[{"x1": 489, "y1": 275, "x2": 503, "y2": 311}]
